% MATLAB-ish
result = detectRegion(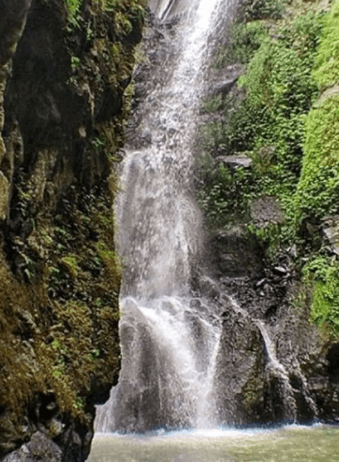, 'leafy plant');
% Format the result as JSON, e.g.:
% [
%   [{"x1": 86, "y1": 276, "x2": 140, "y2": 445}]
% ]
[
  {"x1": 216, "y1": 22, "x2": 268, "y2": 67},
  {"x1": 239, "y1": 0, "x2": 284, "y2": 21},
  {"x1": 65, "y1": 0, "x2": 82, "y2": 27},
  {"x1": 197, "y1": 11, "x2": 323, "y2": 241},
  {"x1": 312, "y1": 1, "x2": 339, "y2": 88},
  {"x1": 303, "y1": 257, "x2": 339, "y2": 337}
]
